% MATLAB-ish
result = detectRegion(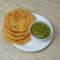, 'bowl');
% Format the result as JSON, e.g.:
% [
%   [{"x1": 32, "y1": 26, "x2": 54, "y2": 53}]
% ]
[{"x1": 29, "y1": 21, "x2": 53, "y2": 41}]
